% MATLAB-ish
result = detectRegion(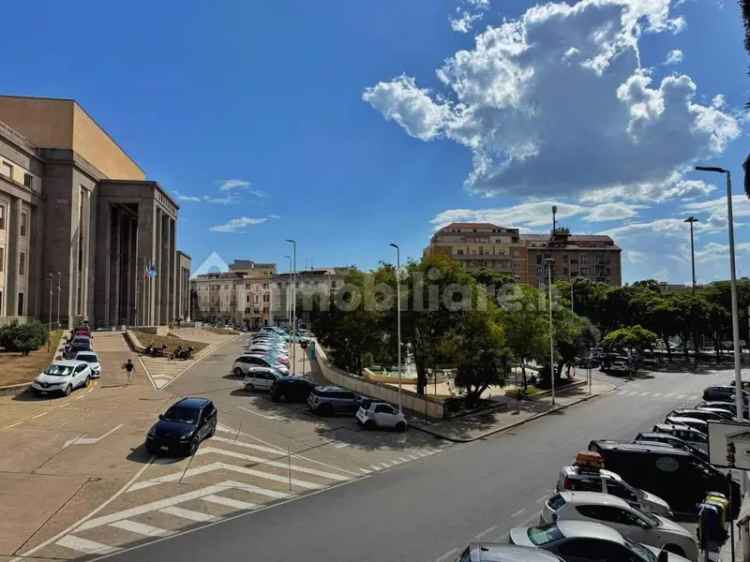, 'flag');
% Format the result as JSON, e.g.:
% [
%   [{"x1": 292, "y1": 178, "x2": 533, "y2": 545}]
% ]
[{"x1": 145, "y1": 263, "x2": 158, "y2": 279}]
